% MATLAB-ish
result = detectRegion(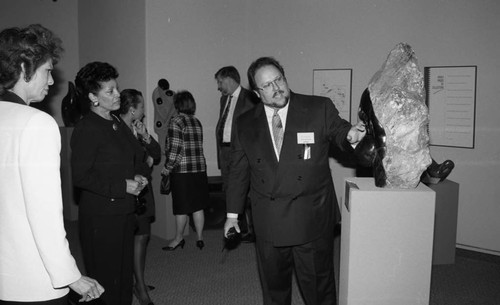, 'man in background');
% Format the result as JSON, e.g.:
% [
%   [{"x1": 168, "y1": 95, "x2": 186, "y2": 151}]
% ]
[{"x1": 215, "y1": 66, "x2": 259, "y2": 242}]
